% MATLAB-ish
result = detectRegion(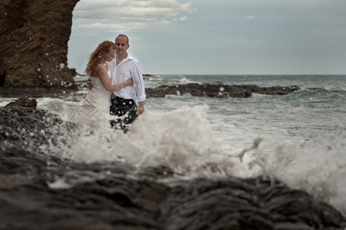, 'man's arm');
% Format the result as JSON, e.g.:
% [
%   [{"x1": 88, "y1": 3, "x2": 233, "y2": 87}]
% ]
[
  {"x1": 138, "y1": 101, "x2": 144, "y2": 115},
  {"x1": 132, "y1": 61, "x2": 146, "y2": 115},
  {"x1": 87, "y1": 78, "x2": 93, "y2": 90}
]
